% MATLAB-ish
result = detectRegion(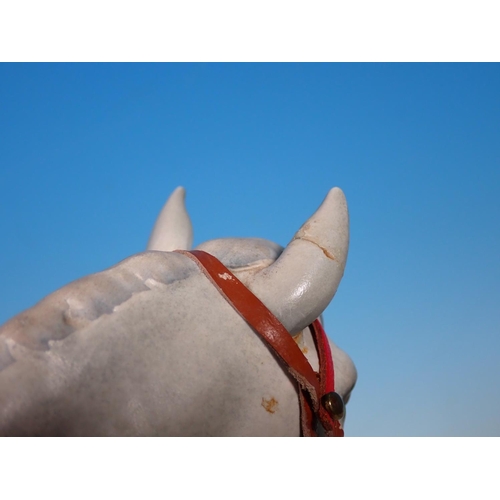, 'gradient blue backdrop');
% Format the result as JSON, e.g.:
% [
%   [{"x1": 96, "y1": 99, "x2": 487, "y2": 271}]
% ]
[{"x1": 1, "y1": 63, "x2": 499, "y2": 436}]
